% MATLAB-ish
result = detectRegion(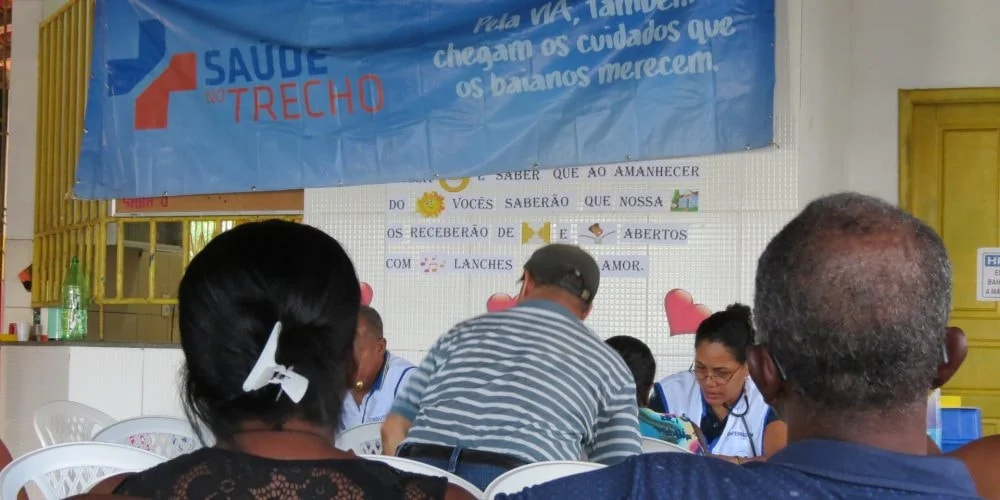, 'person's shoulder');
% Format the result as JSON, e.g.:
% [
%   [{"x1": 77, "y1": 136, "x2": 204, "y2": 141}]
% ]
[
  {"x1": 499, "y1": 454, "x2": 758, "y2": 499},
  {"x1": 624, "y1": 454, "x2": 773, "y2": 497},
  {"x1": 115, "y1": 448, "x2": 217, "y2": 493},
  {"x1": 388, "y1": 352, "x2": 416, "y2": 370},
  {"x1": 446, "y1": 305, "x2": 565, "y2": 340},
  {"x1": 351, "y1": 458, "x2": 450, "y2": 495}
]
